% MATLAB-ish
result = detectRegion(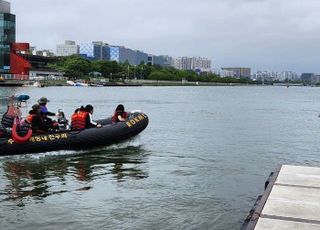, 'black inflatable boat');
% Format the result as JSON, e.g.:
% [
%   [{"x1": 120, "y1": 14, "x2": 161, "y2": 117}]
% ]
[{"x1": 0, "y1": 112, "x2": 149, "y2": 156}]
